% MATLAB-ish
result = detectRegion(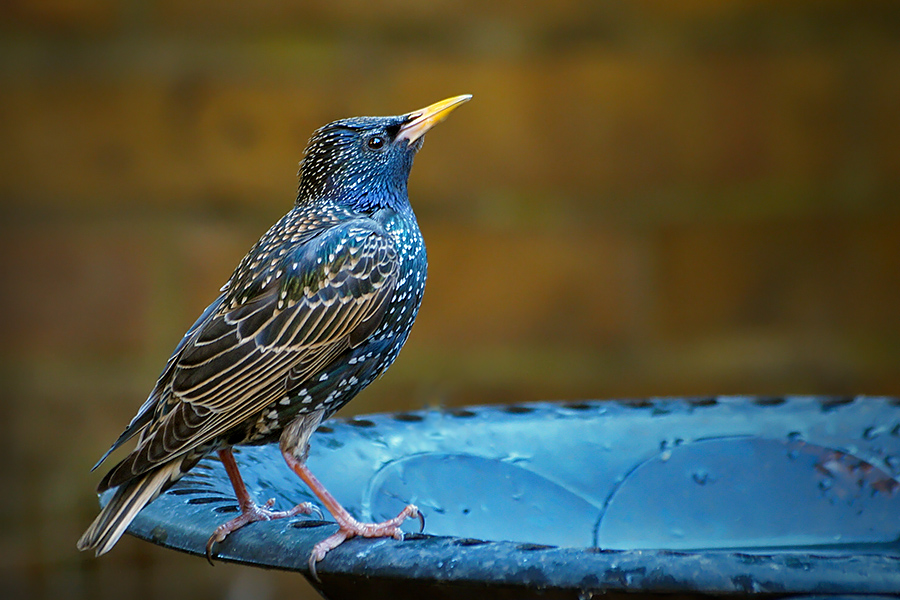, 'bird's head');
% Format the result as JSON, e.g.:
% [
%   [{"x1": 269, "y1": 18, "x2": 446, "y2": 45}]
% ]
[{"x1": 296, "y1": 95, "x2": 471, "y2": 212}]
